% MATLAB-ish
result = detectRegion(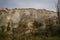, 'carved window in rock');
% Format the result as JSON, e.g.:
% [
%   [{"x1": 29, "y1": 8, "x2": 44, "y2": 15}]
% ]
[
  {"x1": 0, "y1": 10, "x2": 8, "y2": 24},
  {"x1": 0, "y1": 12, "x2": 2, "y2": 15},
  {"x1": 0, "y1": 11, "x2": 4, "y2": 16},
  {"x1": 0, "y1": 10, "x2": 7, "y2": 15}
]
